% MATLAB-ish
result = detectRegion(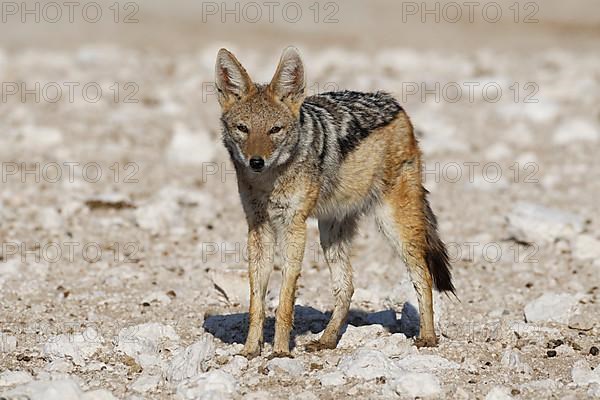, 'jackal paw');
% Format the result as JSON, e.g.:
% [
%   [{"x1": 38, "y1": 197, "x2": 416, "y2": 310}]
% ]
[
  {"x1": 267, "y1": 351, "x2": 294, "y2": 360},
  {"x1": 304, "y1": 339, "x2": 337, "y2": 353},
  {"x1": 414, "y1": 336, "x2": 438, "y2": 348},
  {"x1": 239, "y1": 346, "x2": 261, "y2": 359}
]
